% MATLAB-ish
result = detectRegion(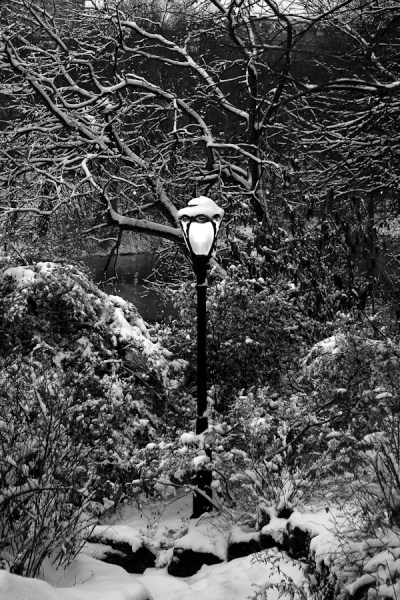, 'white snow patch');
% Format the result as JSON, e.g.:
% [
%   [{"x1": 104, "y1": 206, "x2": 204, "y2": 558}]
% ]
[
  {"x1": 36, "y1": 262, "x2": 56, "y2": 274},
  {"x1": 91, "y1": 524, "x2": 143, "y2": 552},
  {"x1": 377, "y1": 581, "x2": 400, "y2": 599},
  {"x1": 77, "y1": 337, "x2": 94, "y2": 358},
  {"x1": 108, "y1": 295, "x2": 128, "y2": 307},
  {"x1": 179, "y1": 432, "x2": 198, "y2": 445},
  {"x1": 2, "y1": 266, "x2": 36, "y2": 285},
  {"x1": 0, "y1": 570, "x2": 76, "y2": 600},
  {"x1": 229, "y1": 526, "x2": 260, "y2": 545},
  {"x1": 261, "y1": 517, "x2": 288, "y2": 546},
  {"x1": 174, "y1": 527, "x2": 227, "y2": 561},
  {"x1": 345, "y1": 573, "x2": 376, "y2": 595},
  {"x1": 110, "y1": 297, "x2": 150, "y2": 339},
  {"x1": 309, "y1": 531, "x2": 342, "y2": 568},
  {"x1": 146, "y1": 443, "x2": 157, "y2": 450},
  {"x1": 288, "y1": 510, "x2": 334, "y2": 537},
  {"x1": 0, "y1": 493, "x2": 314, "y2": 600},
  {"x1": 141, "y1": 552, "x2": 307, "y2": 600},
  {"x1": 0, "y1": 565, "x2": 151, "y2": 599},
  {"x1": 192, "y1": 455, "x2": 210, "y2": 468},
  {"x1": 364, "y1": 549, "x2": 400, "y2": 574},
  {"x1": 110, "y1": 307, "x2": 144, "y2": 342},
  {"x1": 314, "y1": 335, "x2": 339, "y2": 355}
]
